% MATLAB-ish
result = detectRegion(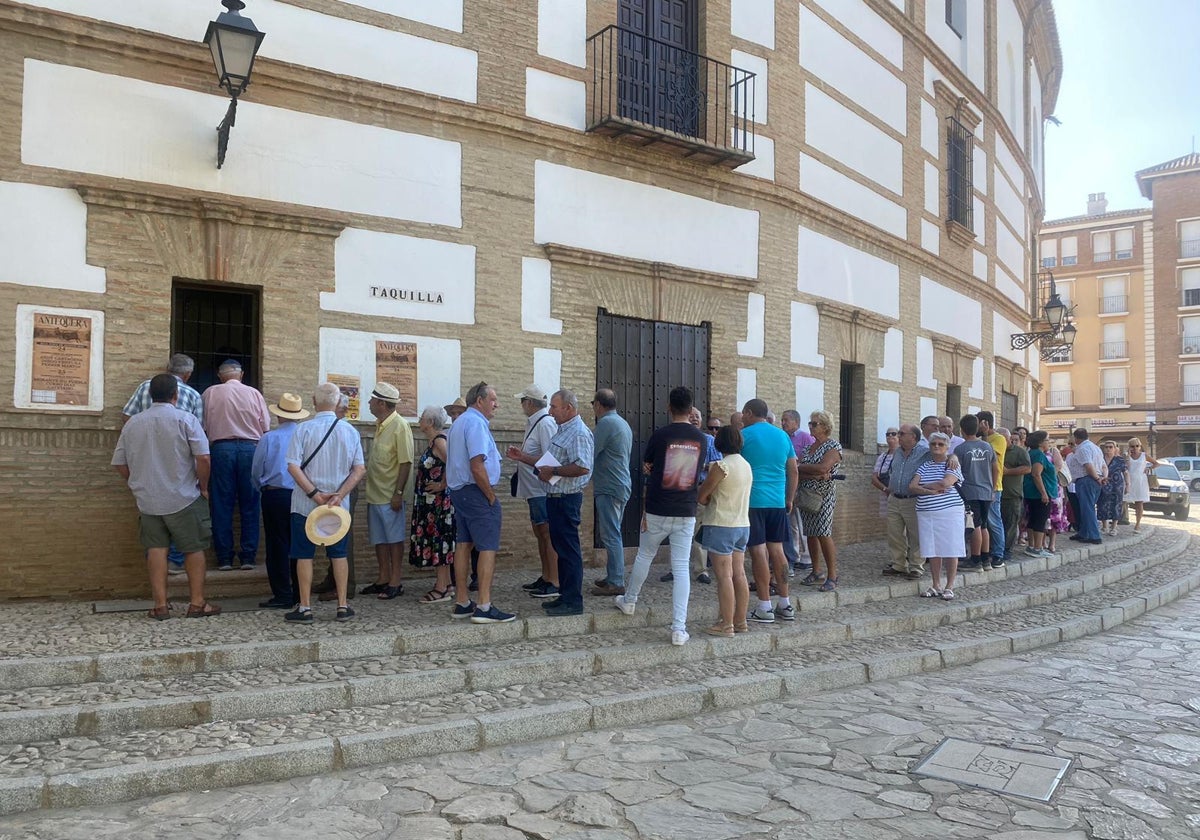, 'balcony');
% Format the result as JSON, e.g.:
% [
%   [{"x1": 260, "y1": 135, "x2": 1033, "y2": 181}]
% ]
[
  {"x1": 1043, "y1": 345, "x2": 1073, "y2": 363},
  {"x1": 586, "y1": 26, "x2": 756, "y2": 167},
  {"x1": 1183, "y1": 335, "x2": 1200, "y2": 355},
  {"x1": 1047, "y1": 390, "x2": 1073, "y2": 408},
  {"x1": 1185, "y1": 384, "x2": 1200, "y2": 403},
  {"x1": 1182, "y1": 239, "x2": 1200, "y2": 259},
  {"x1": 1061, "y1": 256, "x2": 1078, "y2": 266},
  {"x1": 1184, "y1": 288, "x2": 1200, "y2": 307},
  {"x1": 1099, "y1": 294, "x2": 1128, "y2": 314},
  {"x1": 1099, "y1": 340, "x2": 1129, "y2": 360},
  {"x1": 1041, "y1": 256, "x2": 1057, "y2": 268},
  {"x1": 1094, "y1": 251, "x2": 1112, "y2": 262},
  {"x1": 1101, "y1": 387, "x2": 1128, "y2": 406}
]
